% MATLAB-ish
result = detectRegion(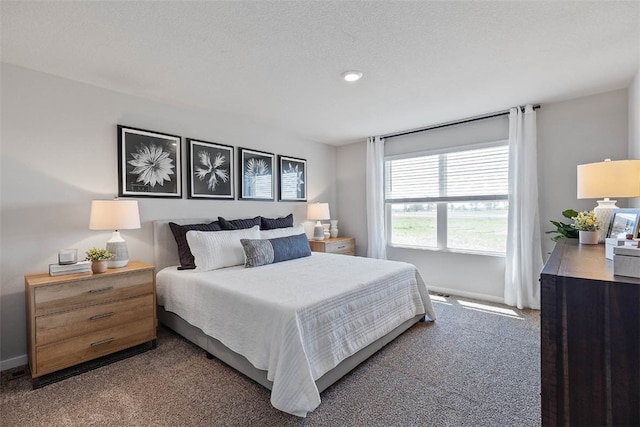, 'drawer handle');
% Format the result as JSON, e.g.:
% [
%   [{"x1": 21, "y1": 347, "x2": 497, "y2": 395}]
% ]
[
  {"x1": 89, "y1": 286, "x2": 113, "y2": 294},
  {"x1": 90, "y1": 338, "x2": 115, "y2": 347},
  {"x1": 89, "y1": 312, "x2": 115, "y2": 321},
  {"x1": 337, "y1": 246, "x2": 345, "y2": 249}
]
